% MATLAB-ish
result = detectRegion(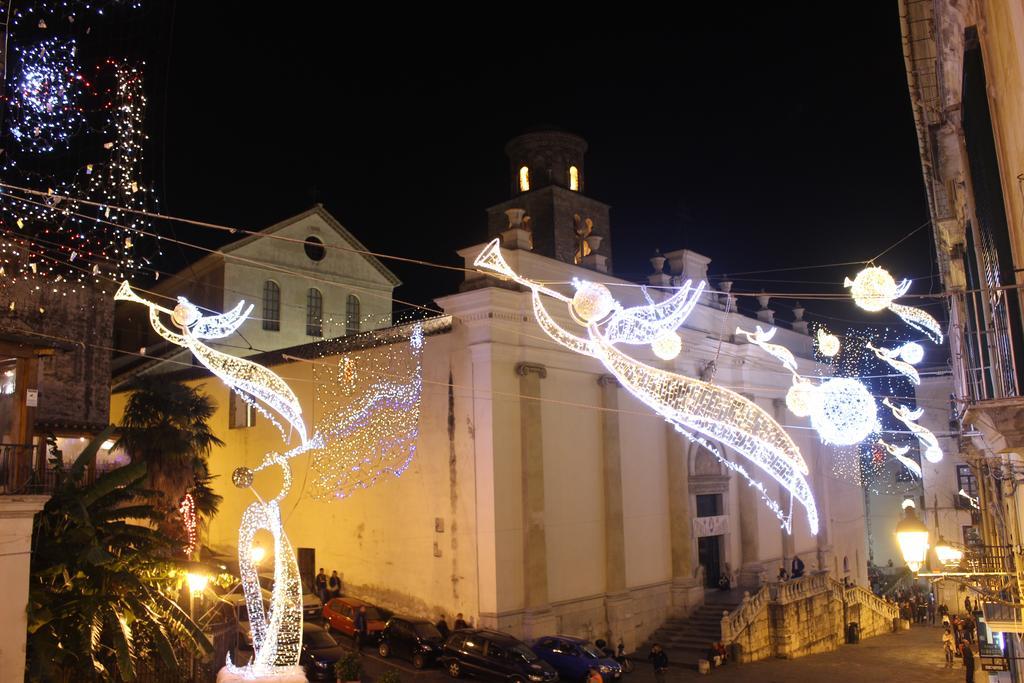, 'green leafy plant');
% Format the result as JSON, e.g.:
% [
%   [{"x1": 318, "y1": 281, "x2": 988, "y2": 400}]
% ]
[
  {"x1": 26, "y1": 426, "x2": 214, "y2": 682},
  {"x1": 377, "y1": 669, "x2": 402, "y2": 683},
  {"x1": 335, "y1": 652, "x2": 364, "y2": 682}
]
